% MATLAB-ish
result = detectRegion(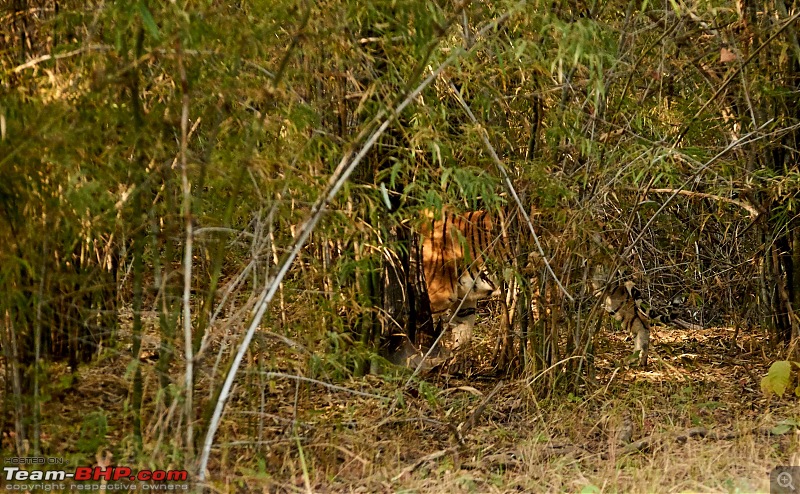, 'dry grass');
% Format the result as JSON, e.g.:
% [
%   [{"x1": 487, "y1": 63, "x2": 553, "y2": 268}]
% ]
[
  {"x1": 10, "y1": 312, "x2": 799, "y2": 493},
  {"x1": 196, "y1": 321, "x2": 796, "y2": 492}
]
